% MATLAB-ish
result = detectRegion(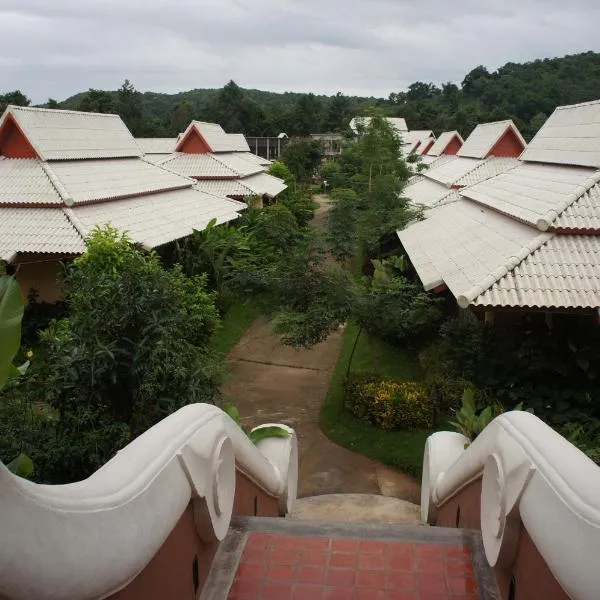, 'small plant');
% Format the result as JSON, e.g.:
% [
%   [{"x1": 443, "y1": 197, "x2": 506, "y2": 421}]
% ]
[
  {"x1": 224, "y1": 404, "x2": 290, "y2": 444},
  {"x1": 450, "y1": 387, "x2": 531, "y2": 442}
]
